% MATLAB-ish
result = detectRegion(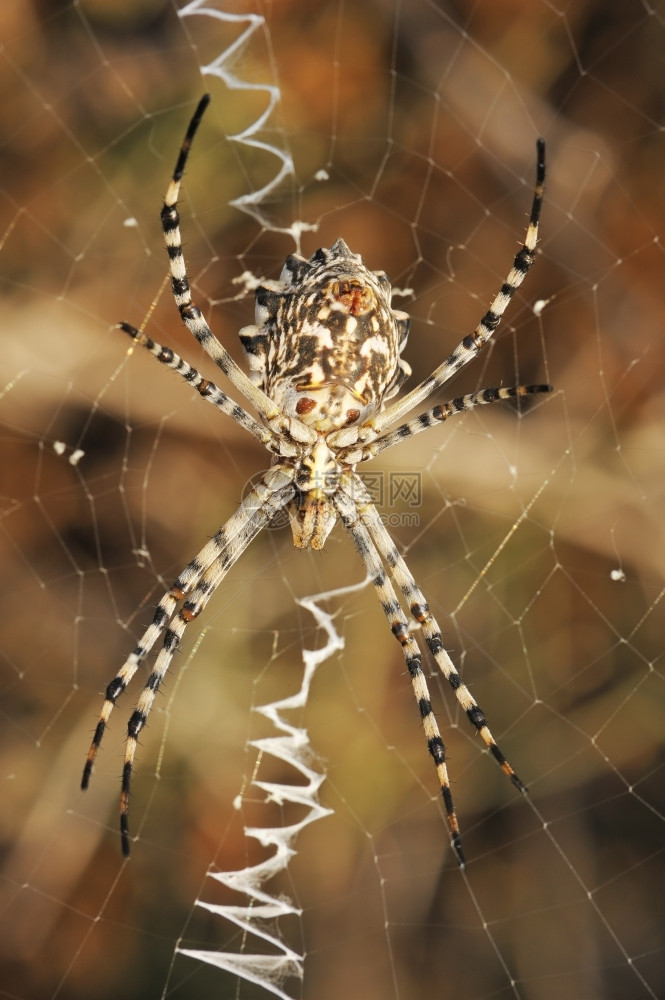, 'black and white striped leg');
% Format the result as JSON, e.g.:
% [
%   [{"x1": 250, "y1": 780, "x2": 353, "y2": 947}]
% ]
[
  {"x1": 349, "y1": 473, "x2": 527, "y2": 797},
  {"x1": 343, "y1": 384, "x2": 552, "y2": 463},
  {"x1": 116, "y1": 562, "x2": 228, "y2": 850},
  {"x1": 118, "y1": 552, "x2": 235, "y2": 854},
  {"x1": 371, "y1": 138, "x2": 546, "y2": 437},
  {"x1": 159, "y1": 96, "x2": 304, "y2": 436},
  {"x1": 81, "y1": 471, "x2": 295, "y2": 852},
  {"x1": 333, "y1": 486, "x2": 466, "y2": 867},
  {"x1": 81, "y1": 536, "x2": 225, "y2": 793},
  {"x1": 119, "y1": 322, "x2": 280, "y2": 451},
  {"x1": 117, "y1": 471, "x2": 294, "y2": 854}
]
